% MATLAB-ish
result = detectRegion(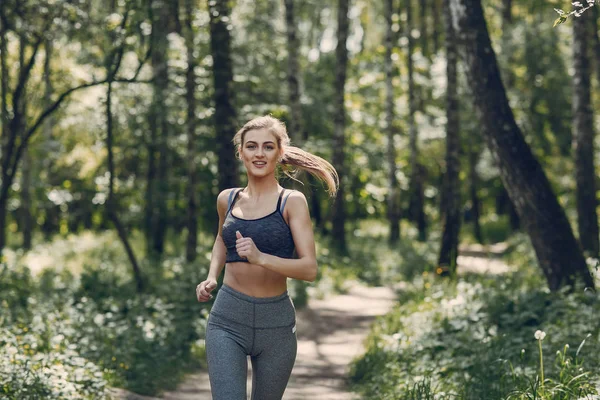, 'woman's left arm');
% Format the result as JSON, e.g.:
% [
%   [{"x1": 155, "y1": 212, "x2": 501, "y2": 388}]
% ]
[{"x1": 236, "y1": 191, "x2": 317, "y2": 281}]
